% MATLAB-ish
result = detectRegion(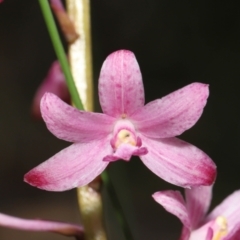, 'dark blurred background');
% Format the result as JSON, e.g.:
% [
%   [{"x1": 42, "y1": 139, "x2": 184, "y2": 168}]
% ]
[{"x1": 0, "y1": 0, "x2": 239, "y2": 239}]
